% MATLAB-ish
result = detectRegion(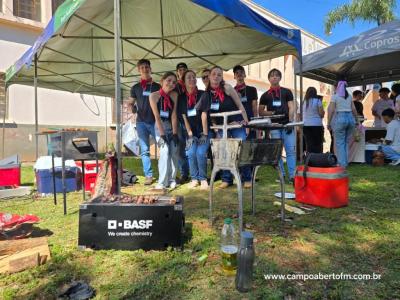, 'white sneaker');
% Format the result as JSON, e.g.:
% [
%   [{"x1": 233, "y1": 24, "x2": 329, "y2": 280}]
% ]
[
  {"x1": 154, "y1": 184, "x2": 165, "y2": 190},
  {"x1": 390, "y1": 158, "x2": 400, "y2": 166},
  {"x1": 188, "y1": 180, "x2": 199, "y2": 188},
  {"x1": 169, "y1": 181, "x2": 178, "y2": 189}
]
